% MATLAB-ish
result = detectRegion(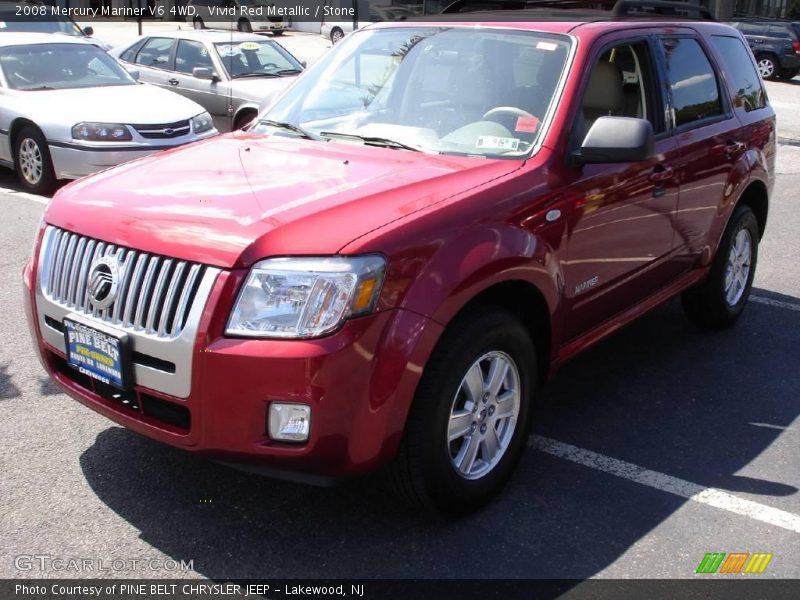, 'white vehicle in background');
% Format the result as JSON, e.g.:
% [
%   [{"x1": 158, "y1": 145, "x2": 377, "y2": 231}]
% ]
[
  {"x1": 0, "y1": 0, "x2": 111, "y2": 49},
  {"x1": 110, "y1": 30, "x2": 304, "y2": 132},
  {"x1": 320, "y1": 4, "x2": 416, "y2": 44},
  {"x1": 0, "y1": 34, "x2": 217, "y2": 194},
  {"x1": 189, "y1": 0, "x2": 286, "y2": 35}
]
